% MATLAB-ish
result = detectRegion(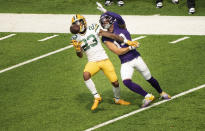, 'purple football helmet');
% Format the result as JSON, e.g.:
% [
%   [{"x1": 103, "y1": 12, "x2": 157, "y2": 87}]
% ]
[{"x1": 99, "y1": 14, "x2": 115, "y2": 29}]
